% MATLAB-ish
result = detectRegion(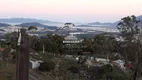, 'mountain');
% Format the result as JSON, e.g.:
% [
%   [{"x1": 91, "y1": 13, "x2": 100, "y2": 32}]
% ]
[
  {"x1": 15, "y1": 22, "x2": 57, "y2": 30},
  {"x1": 88, "y1": 22, "x2": 112, "y2": 25},
  {"x1": 87, "y1": 15, "x2": 142, "y2": 28},
  {"x1": 76, "y1": 25, "x2": 95, "y2": 27},
  {"x1": 0, "y1": 18, "x2": 60, "y2": 23},
  {"x1": 136, "y1": 15, "x2": 142, "y2": 20},
  {"x1": 0, "y1": 23, "x2": 11, "y2": 27},
  {"x1": 88, "y1": 21, "x2": 119, "y2": 27}
]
